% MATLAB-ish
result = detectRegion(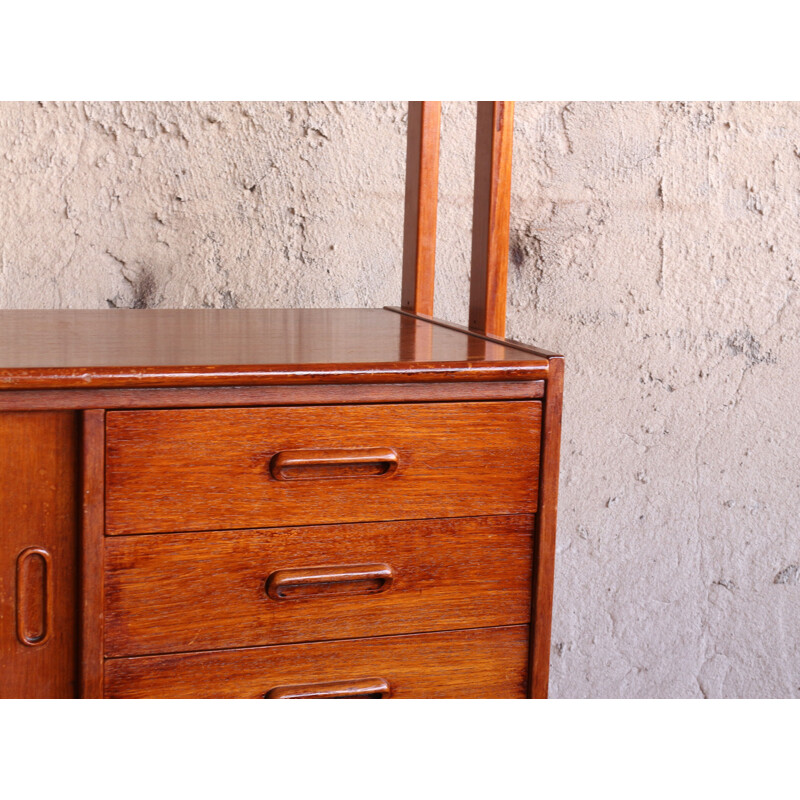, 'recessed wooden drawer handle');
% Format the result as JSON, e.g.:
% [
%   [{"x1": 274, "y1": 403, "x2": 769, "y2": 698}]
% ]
[
  {"x1": 266, "y1": 563, "x2": 394, "y2": 601},
  {"x1": 16, "y1": 547, "x2": 53, "y2": 647},
  {"x1": 265, "y1": 677, "x2": 391, "y2": 699},
  {"x1": 269, "y1": 447, "x2": 399, "y2": 480}
]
